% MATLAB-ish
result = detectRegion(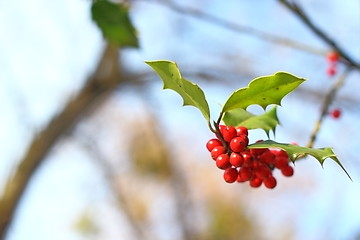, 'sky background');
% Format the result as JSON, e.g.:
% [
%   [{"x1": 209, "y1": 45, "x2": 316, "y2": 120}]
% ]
[{"x1": 1, "y1": 0, "x2": 360, "y2": 240}]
